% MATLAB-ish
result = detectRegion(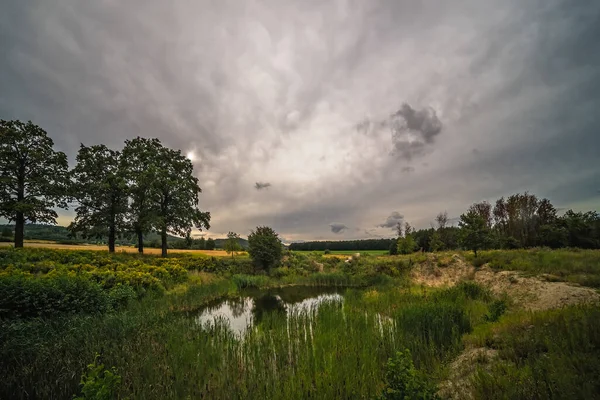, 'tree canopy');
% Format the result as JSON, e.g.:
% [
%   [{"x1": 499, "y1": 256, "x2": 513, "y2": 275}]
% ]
[
  {"x1": 248, "y1": 226, "x2": 282, "y2": 274},
  {"x1": 0, "y1": 120, "x2": 69, "y2": 247}
]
